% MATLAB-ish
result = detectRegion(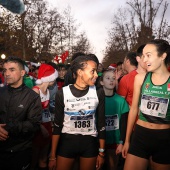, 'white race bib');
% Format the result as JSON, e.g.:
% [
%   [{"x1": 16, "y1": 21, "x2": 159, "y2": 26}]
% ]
[
  {"x1": 42, "y1": 108, "x2": 51, "y2": 122},
  {"x1": 140, "y1": 94, "x2": 169, "y2": 118},
  {"x1": 105, "y1": 114, "x2": 119, "y2": 131},
  {"x1": 70, "y1": 115, "x2": 94, "y2": 132}
]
